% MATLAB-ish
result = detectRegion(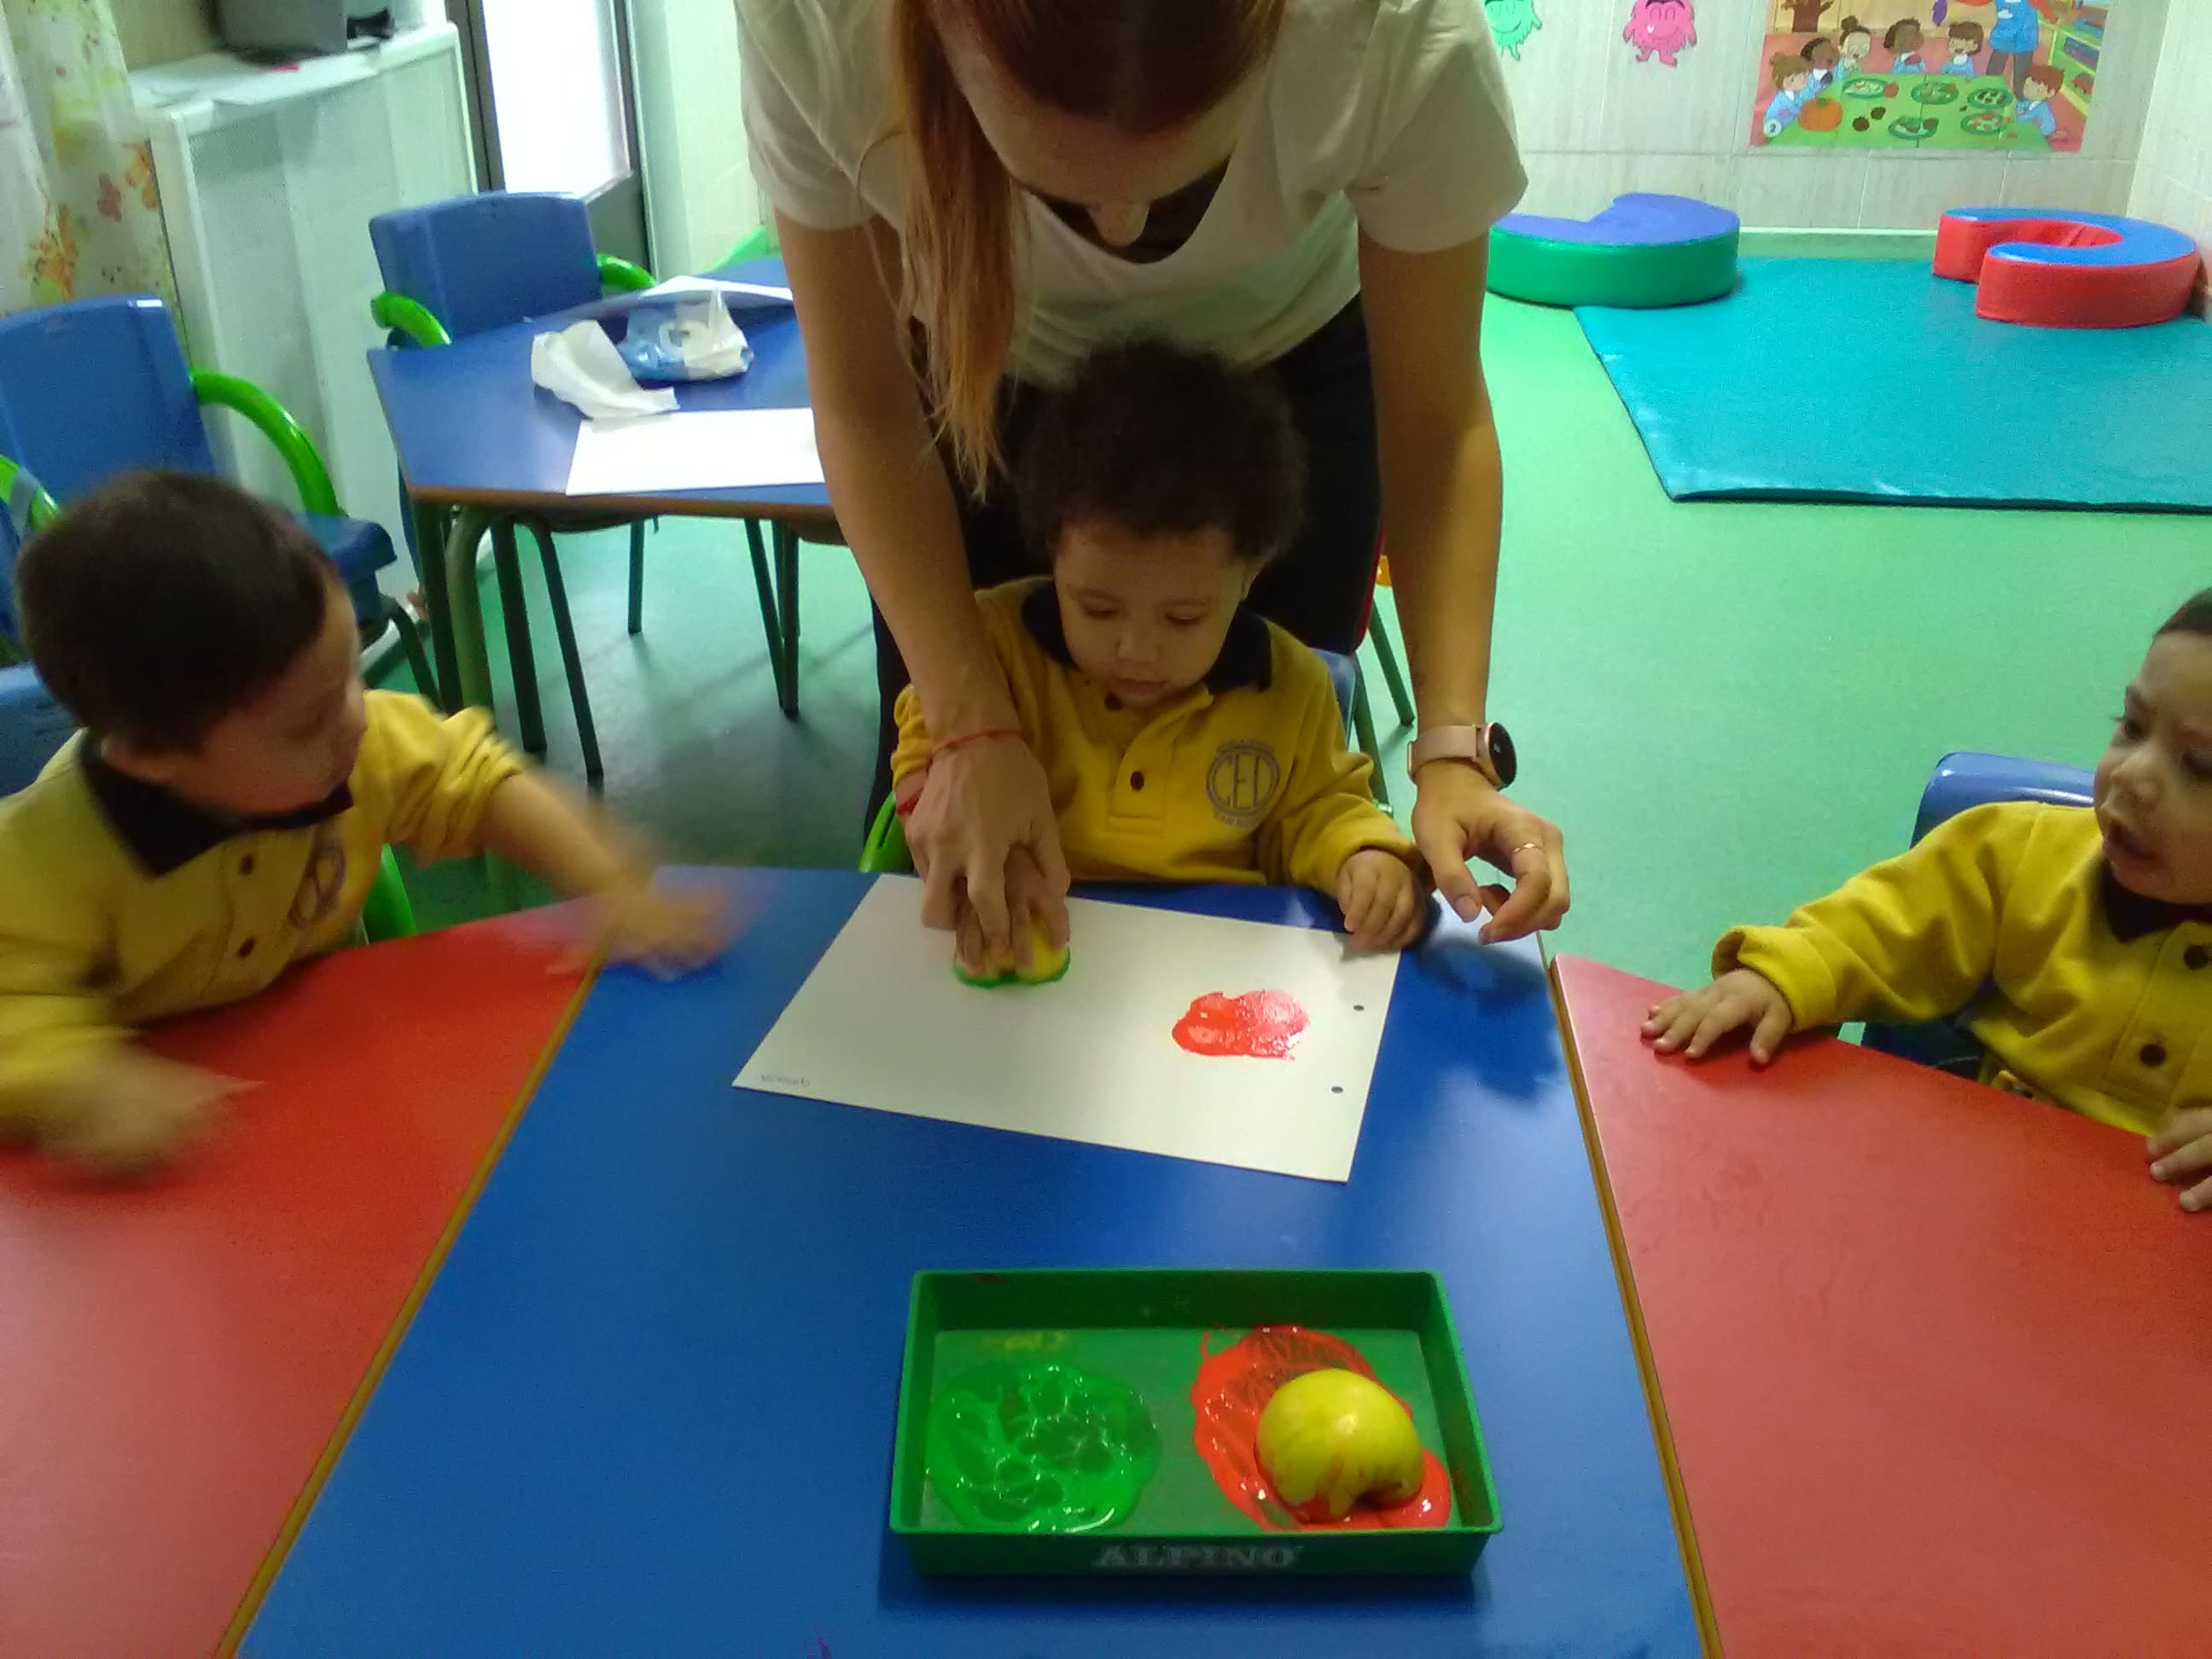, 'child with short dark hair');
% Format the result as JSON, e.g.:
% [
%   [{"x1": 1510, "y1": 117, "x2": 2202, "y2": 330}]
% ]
[
  {"x1": 891, "y1": 341, "x2": 1425, "y2": 976},
  {"x1": 1, "y1": 471, "x2": 724, "y2": 1174},
  {"x1": 1941, "y1": 18, "x2": 1984, "y2": 73},
  {"x1": 1644, "y1": 592, "x2": 2212, "y2": 1211}
]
